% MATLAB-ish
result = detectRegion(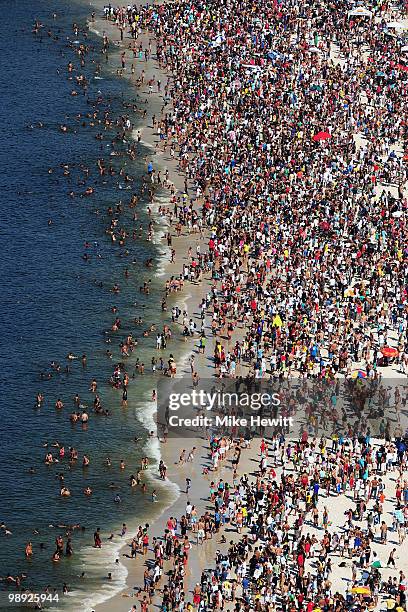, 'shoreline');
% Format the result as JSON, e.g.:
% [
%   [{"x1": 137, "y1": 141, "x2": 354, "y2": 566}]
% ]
[
  {"x1": 82, "y1": 2, "x2": 213, "y2": 609},
  {"x1": 63, "y1": 1, "x2": 408, "y2": 610}
]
